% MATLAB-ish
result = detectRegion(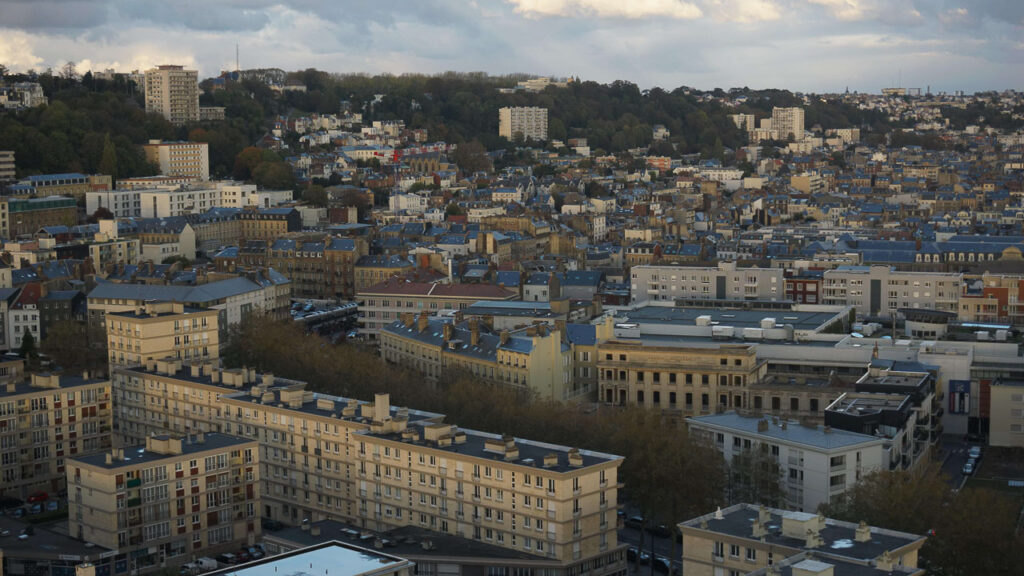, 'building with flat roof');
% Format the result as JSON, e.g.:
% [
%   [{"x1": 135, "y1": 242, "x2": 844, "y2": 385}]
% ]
[
  {"x1": 1, "y1": 196, "x2": 78, "y2": 239},
  {"x1": 0, "y1": 150, "x2": 15, "y2": 182},
  {"x1": 0, "y1": 373, "x2": 113, "y2": 501},
  {"x1": 106, "y1": 301, "x2": 220, "y2": 368},
  {"x1": 630, "y1": 262, "x2": 786, "y2": 306},
  {"x1": 67, "y1": 433, "x2": 260, "y2": 573},
  {"x1": 206, "y1": 541, "x2": 413, "y2": 576},
  {"x1": 679, "y1": 503, "x2": 926, "y2": 576},
  {"x1": 988, "y1": 379, "x2": 1024, "y2": 448},
  {"x1": 499, "y1": 107, "x2": 548, "y2": 141},
  {"x1": 144, "y1": 65, "x2": 199, "y2": 124},
  {"x1": 357, "y1": 279, "x2": 517, "y2": 339},
  {"x1": 688, "y1": 412, "x2": 885, "y2": 512},
  {"x1": 143, "y1": 140, "x2": 210, "y2": 181}
]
